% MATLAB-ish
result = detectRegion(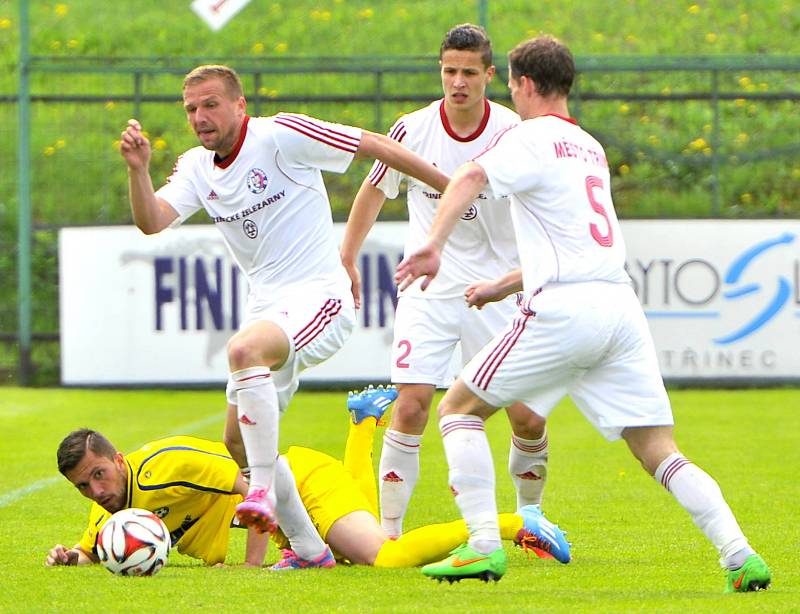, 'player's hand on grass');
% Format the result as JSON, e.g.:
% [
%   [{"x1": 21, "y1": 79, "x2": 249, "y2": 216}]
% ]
[
  {"x1": 46, "y1": 544, "x2": 79, "y2": 566},
  {"x1": 343, "y1": 260, "x2": 362, "y2": 309},
  {"x1": 120, "y1": 119, "x2": 152, "y2": 170},
  {"x1": 395, "y1": 242, "x2": 441, "y2": 291}
]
